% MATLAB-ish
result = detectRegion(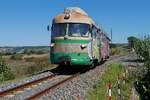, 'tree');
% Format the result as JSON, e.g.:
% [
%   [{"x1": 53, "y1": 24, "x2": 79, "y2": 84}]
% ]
[
  {"x1": 129, "y1": 36, "x2": 150, "y2": 71},
  {"x1": 133, "y1": 36, "x2": 150, "y2": 99},
  {"x1": 127, "y1": 36, "x2": 138, "y2": 50}
]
